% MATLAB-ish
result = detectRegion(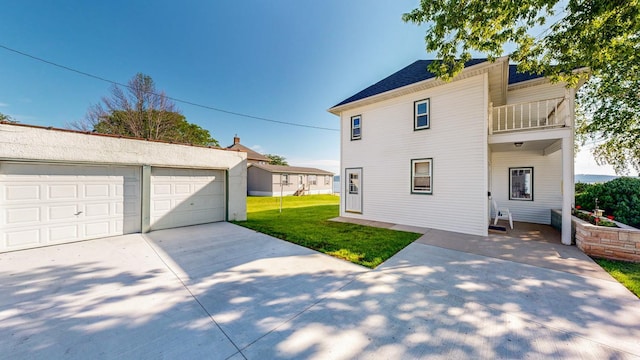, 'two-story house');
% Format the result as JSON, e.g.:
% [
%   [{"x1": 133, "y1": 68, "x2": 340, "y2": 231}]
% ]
[{"x1": 328, "y1": 57, "x2": 586, "y2": 245}]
